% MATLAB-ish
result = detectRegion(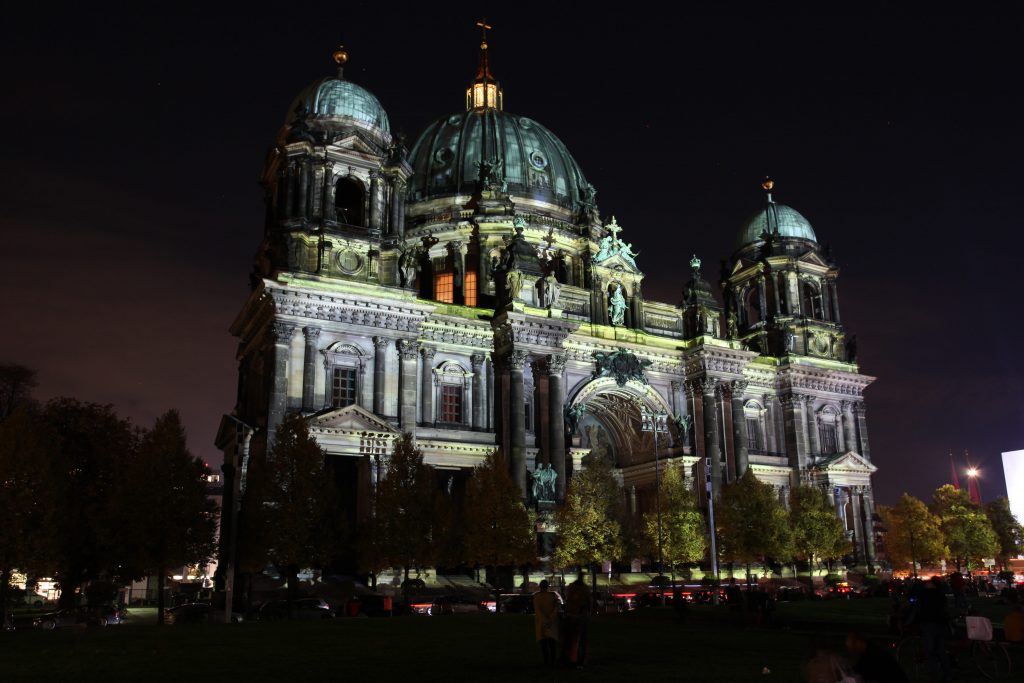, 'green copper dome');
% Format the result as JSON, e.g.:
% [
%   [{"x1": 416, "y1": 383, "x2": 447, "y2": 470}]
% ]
[
  {"x1": 407, "y1": 109, "x2": 591, "y2": 209},
  {"x1": 286, "y1": 77, "x2": 390, "y2": 134},
  {"x1": 737, "y1": 202, "x2": 817, "y2": 248}
]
